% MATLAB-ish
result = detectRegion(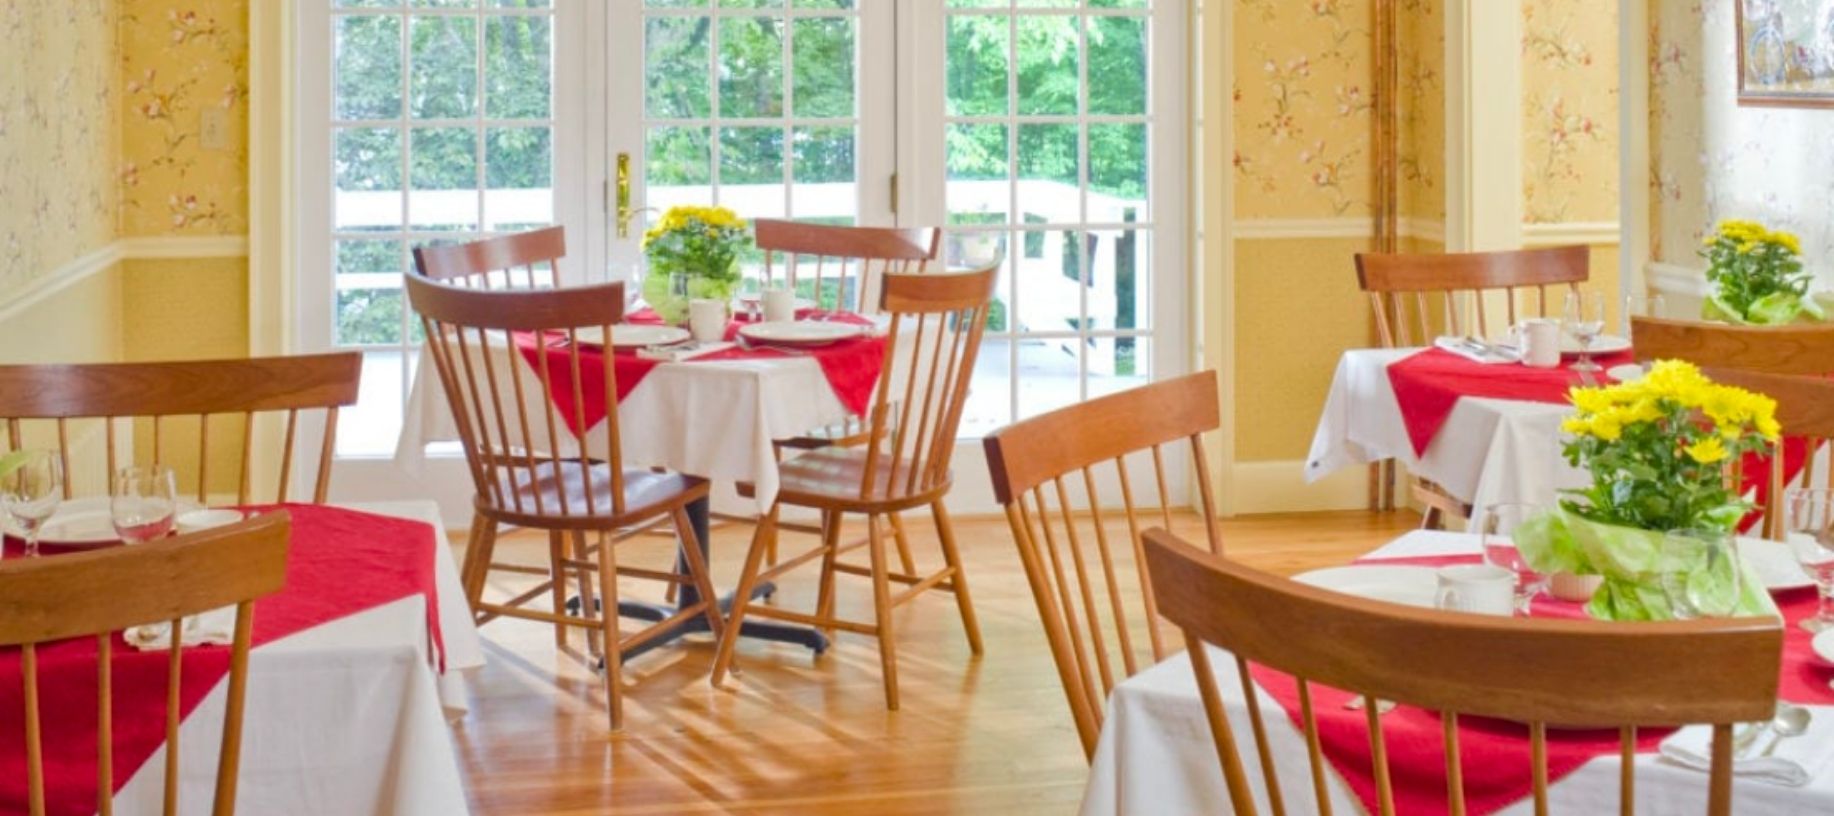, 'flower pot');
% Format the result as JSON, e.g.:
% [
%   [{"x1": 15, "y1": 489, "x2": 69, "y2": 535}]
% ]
[{"x1": 1548, "y1": 571, "x2": 1604, "y2": 603}]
